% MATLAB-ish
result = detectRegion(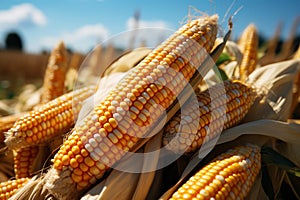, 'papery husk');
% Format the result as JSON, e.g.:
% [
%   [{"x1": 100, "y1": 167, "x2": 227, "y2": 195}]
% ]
[
  {"x1": 103, "y1": 47, "x2": 151, "y2": 77},
  {"x1": 223, "y1": 40, "x2": 243, "y2": 65},
  {"x1": 9, "y1": 176, "x2": 56, "y2": 200},
  {"x1": 244, "y1": 59, "x2": 300, "y2": 121}
]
